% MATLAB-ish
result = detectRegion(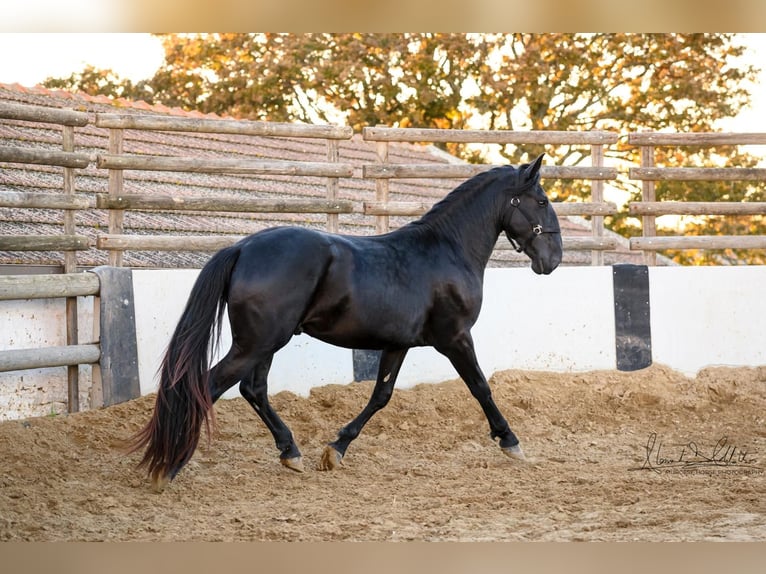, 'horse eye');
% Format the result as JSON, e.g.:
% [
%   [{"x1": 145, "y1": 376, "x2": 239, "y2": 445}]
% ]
[{"x1": 537, "y1": 199, "x2": 548, "y2": 207}]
